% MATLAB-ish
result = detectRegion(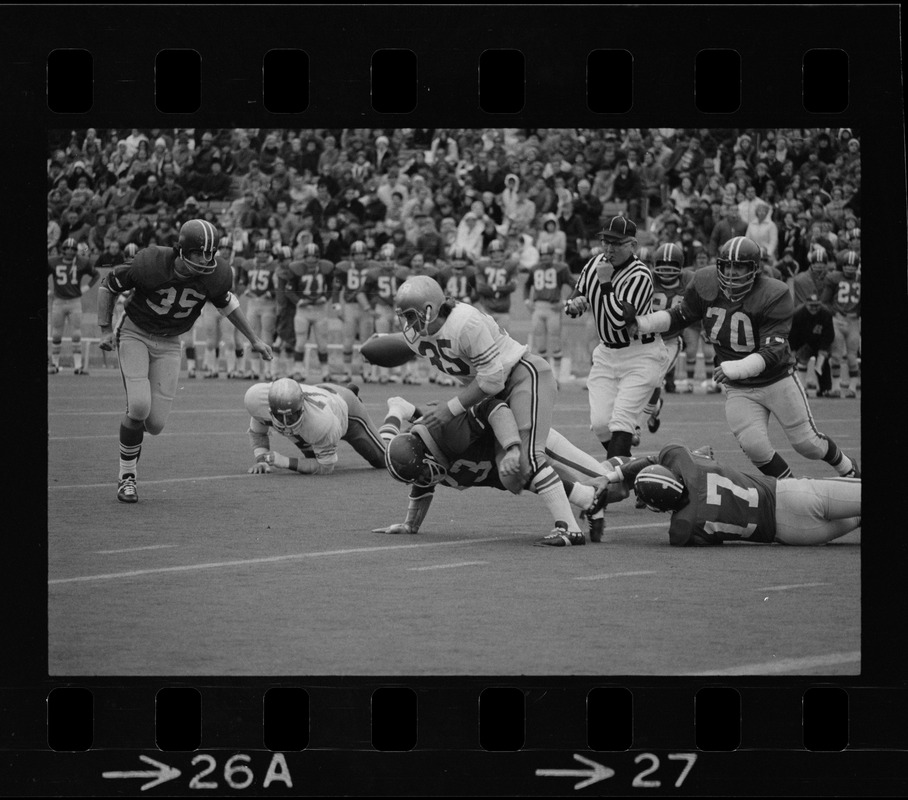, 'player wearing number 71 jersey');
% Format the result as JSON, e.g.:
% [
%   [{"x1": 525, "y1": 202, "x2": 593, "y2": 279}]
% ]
[
  {"x1": 97, "y1": 219, "x2": 273, "y2": 503},
  {"x1": 391, "y1": 275, "x2": 587, "y2": 545},
  {"x1": 588, "y1": 443, "x2": 861, "y2": 546},
  {"x1": 626, "y1": 236, "x2": 859, "y2": 480}
]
